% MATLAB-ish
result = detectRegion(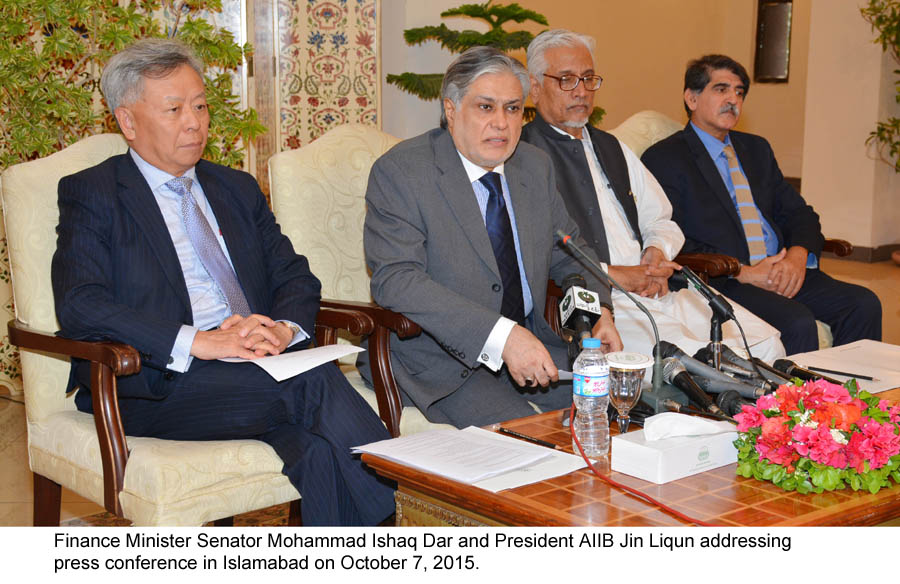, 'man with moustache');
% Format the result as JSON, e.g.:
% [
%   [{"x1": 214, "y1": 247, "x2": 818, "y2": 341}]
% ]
[
  {"x1": 642, "y1": 54, "x2": 881, "y2": 353},
  {"x1": 520, "y1": 31, "x2": 784, "y2": 360},
  {"x1": 361, "y1": 46, "x2": 622, "y2": 428},
  {"x1": 51, "y1": 38, "x2": 394, "y2": 526}
]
